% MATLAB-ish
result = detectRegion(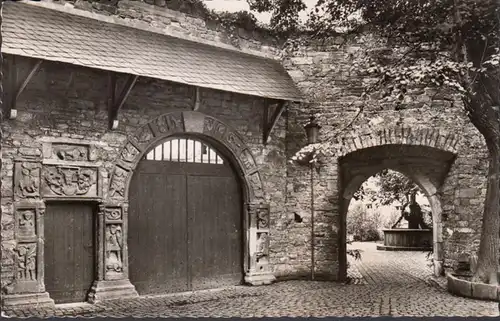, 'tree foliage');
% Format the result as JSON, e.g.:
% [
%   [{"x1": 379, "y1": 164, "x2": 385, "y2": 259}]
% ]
[
  {"x1": 353, "y1": 170, "x2": 420, "y2": 206},
  {"x1": 346, "y1": 203, "x2": 382, "y2": 241},
  {"x1": 251, "y1": 0, "x2": 500, "y2": 284}
]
